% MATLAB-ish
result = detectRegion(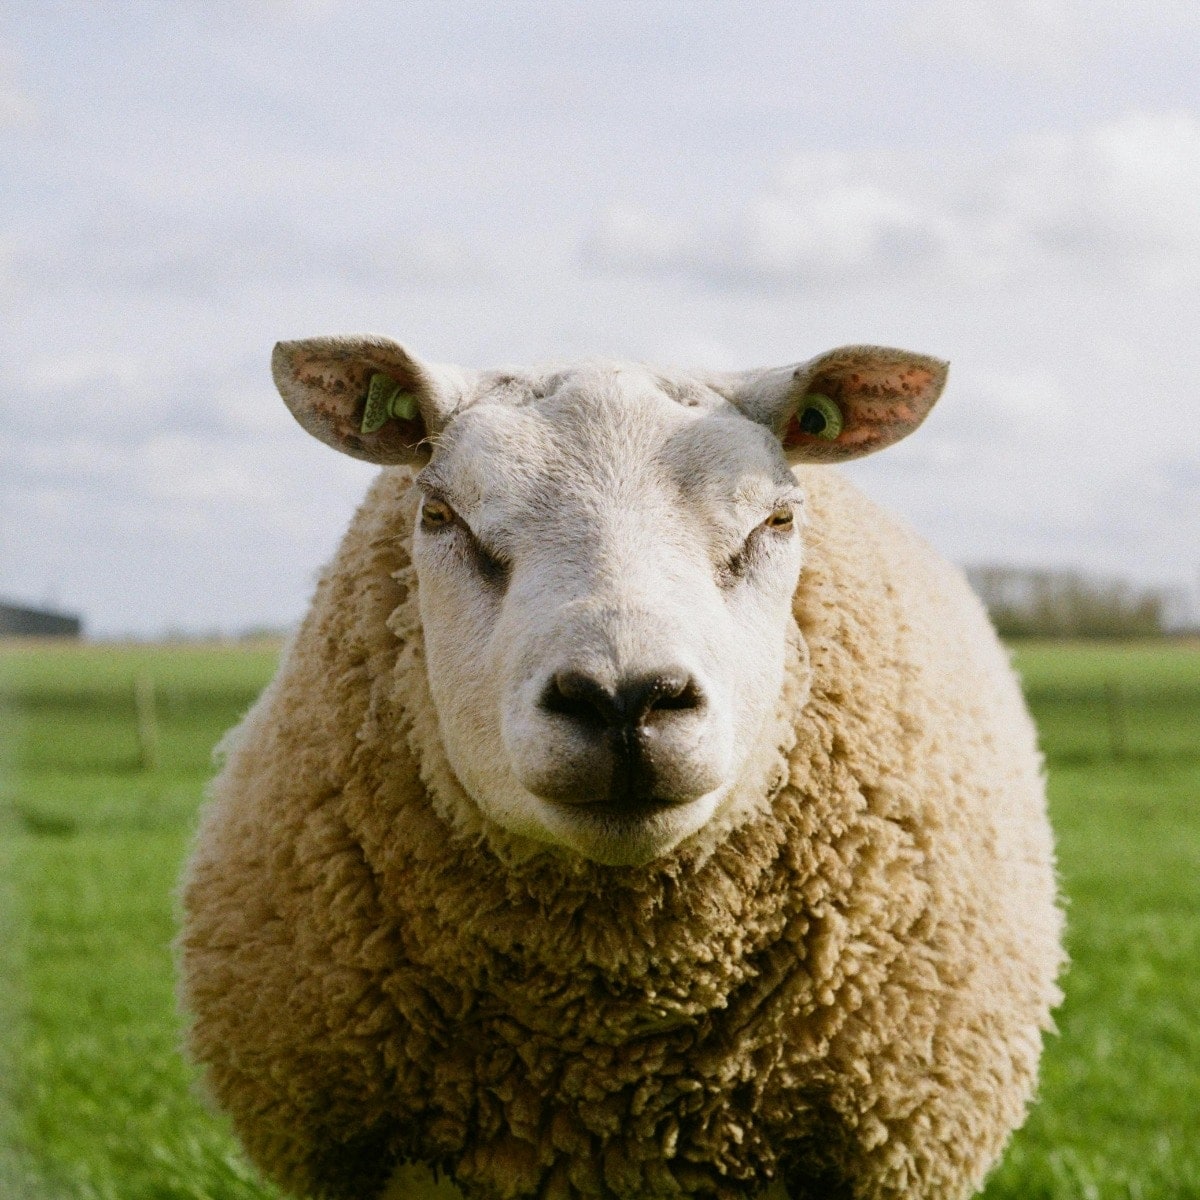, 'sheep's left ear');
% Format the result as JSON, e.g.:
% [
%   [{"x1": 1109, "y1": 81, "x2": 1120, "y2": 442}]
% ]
[
  {"x1": 728, "y1": 345, "x2": 948, "y2": 463},
  {"x1": 271, "y1": 334, "x2": 475, "y2": 465}
]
